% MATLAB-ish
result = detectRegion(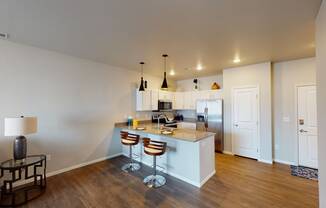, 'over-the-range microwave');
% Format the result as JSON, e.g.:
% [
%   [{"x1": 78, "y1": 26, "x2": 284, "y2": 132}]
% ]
[{"x1": 158, "y1": 100, "x2": 173, "y2": 111}]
